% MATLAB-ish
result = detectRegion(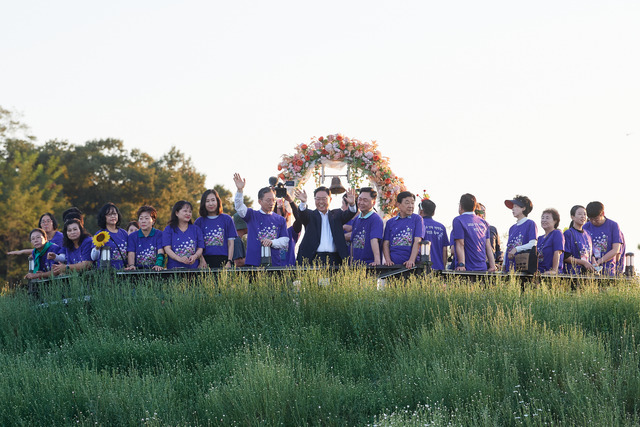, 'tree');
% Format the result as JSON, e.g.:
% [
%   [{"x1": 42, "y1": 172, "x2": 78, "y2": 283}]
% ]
[{"x1": 213, "y1": 184, "x2": 253, "y2": 216}]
